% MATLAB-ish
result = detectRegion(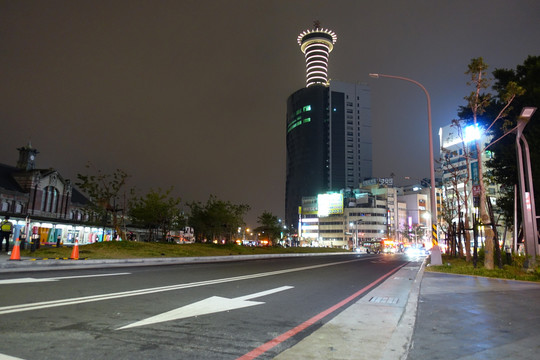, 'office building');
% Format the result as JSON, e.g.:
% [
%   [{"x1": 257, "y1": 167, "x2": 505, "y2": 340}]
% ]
[
  {"x1": 285, "y1": 25, "x2": 372, "y2": 228},
  {"x1": 297, "y1": 179, "x2": 409, "y2": 249}
]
